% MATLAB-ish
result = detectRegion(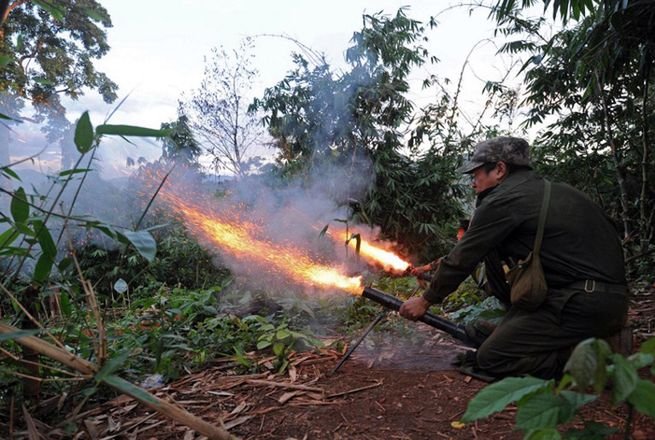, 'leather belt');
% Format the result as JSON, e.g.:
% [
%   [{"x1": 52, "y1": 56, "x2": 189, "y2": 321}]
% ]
[{"x1": 567, "y1": 280, "x2": 628, "y2": 295}]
